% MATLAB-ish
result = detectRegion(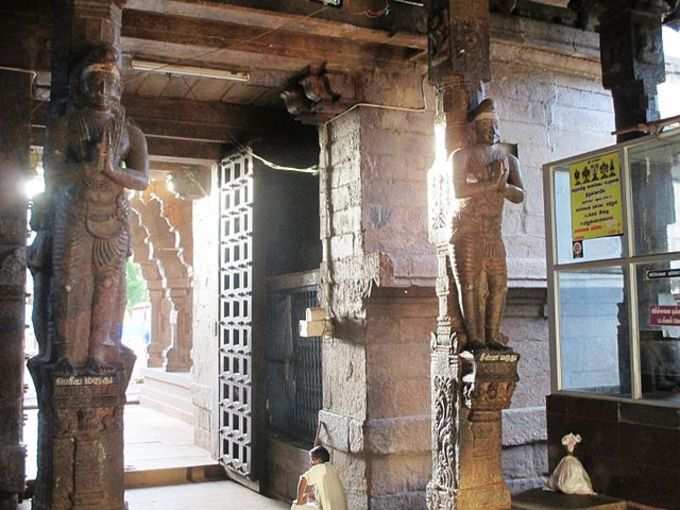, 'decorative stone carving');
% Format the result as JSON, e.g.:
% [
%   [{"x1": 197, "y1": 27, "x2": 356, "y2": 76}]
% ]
[
  {"x1": 128, "y1": 207, "x2": 172, "y2": 368},
  {"x1": 29, "y1": 42, "x2": 149, "y2": 510},
  {"x1": 33, "y1": 43, "x2": 149, "y2": 370},
  {"x1": 457, "y1": 351, "x2": 520, "y2": 510},
  {"x1": 449, "y1": 98, "x2": 525, "y2": 352},
  {"x1": 130, "y1": 192, "x2": 192, "y2": 371},
  {"x1": 426, "y1": 5, "x2": 522, "y2": 507}
]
